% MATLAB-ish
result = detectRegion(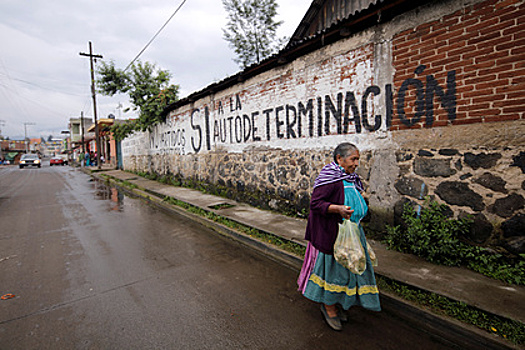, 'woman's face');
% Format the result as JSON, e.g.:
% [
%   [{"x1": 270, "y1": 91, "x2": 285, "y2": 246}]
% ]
[{"x1": 337, "y1": 150, "x2": 360, "y2": 174}]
